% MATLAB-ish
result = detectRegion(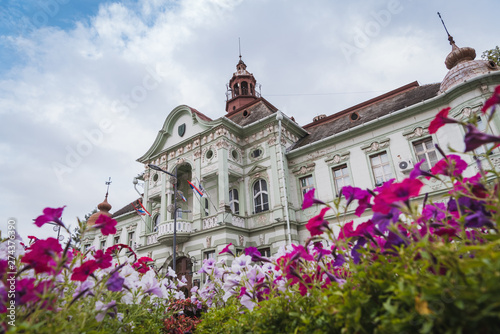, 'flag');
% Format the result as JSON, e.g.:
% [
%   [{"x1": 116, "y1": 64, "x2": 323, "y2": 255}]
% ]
[
  {"x1": 134, "y1": 200, "x2": 151, "y2": 216},
  {"x1": 187, "y1": 180, "x2": 203, "y2": 197}
]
